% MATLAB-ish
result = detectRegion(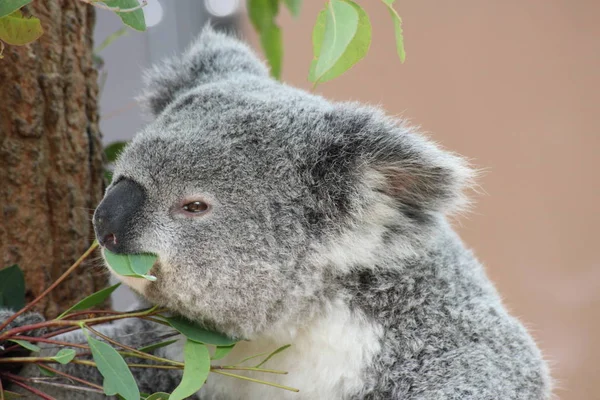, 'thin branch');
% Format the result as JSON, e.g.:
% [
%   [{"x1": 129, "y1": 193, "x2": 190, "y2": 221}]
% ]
[
  {"x1": 85, "y1": 325, "x2": 183, "y2": 366},
  {"x1": 35, "y1": 364, "x2": 103, "y2": 391},
  {"x1": 212, "y1": 365, "x2": 288, "y2": 374},
  {"x1": 24, "y1": 380, "x2": 104, "y2": 395},
  {"x1": 1, "y1": 374, "x2": 56, "y2": 400},
  {"x1": 0, "y1": 375, "x2": 4, "y2": 400},
  {"x1": 80, "y1": 0, "x2": 148, "y2": 13},
  {"x1": 0, "y1": 242, "x2": 99, "y2": 333},
  {"x1": 210, "y1": 370, "x2": 299, "y2": 392},
  {"x1": 1, "y1": 336, "x2": 89, "y2": 355}
]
